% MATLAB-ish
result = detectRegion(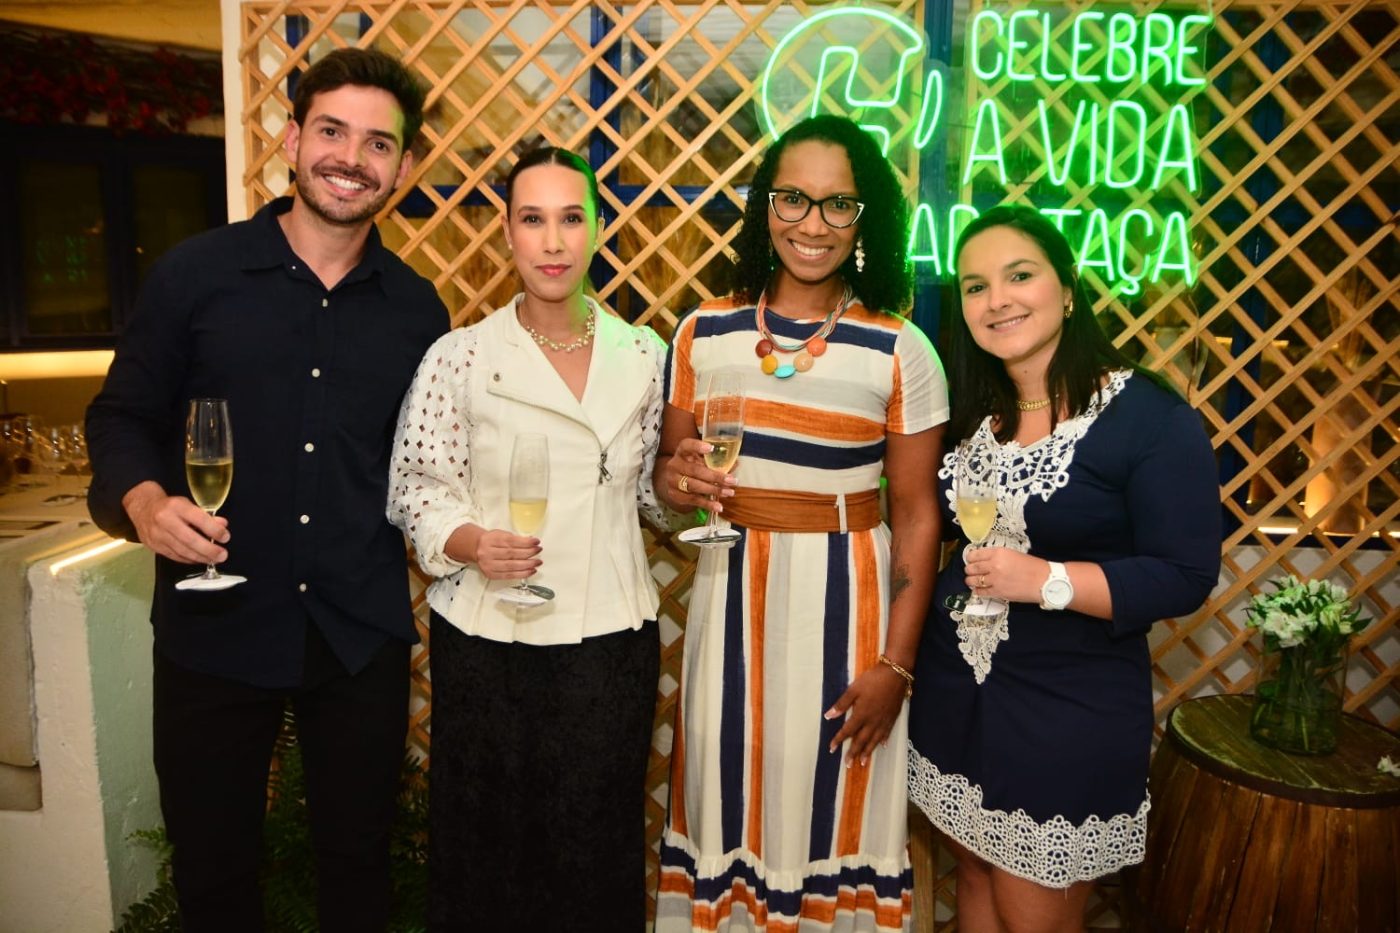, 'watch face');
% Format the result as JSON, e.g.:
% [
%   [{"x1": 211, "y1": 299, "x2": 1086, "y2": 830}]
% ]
[{"x1": 1045, "y1": 580, "x2": 1073, "y2": 606}]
